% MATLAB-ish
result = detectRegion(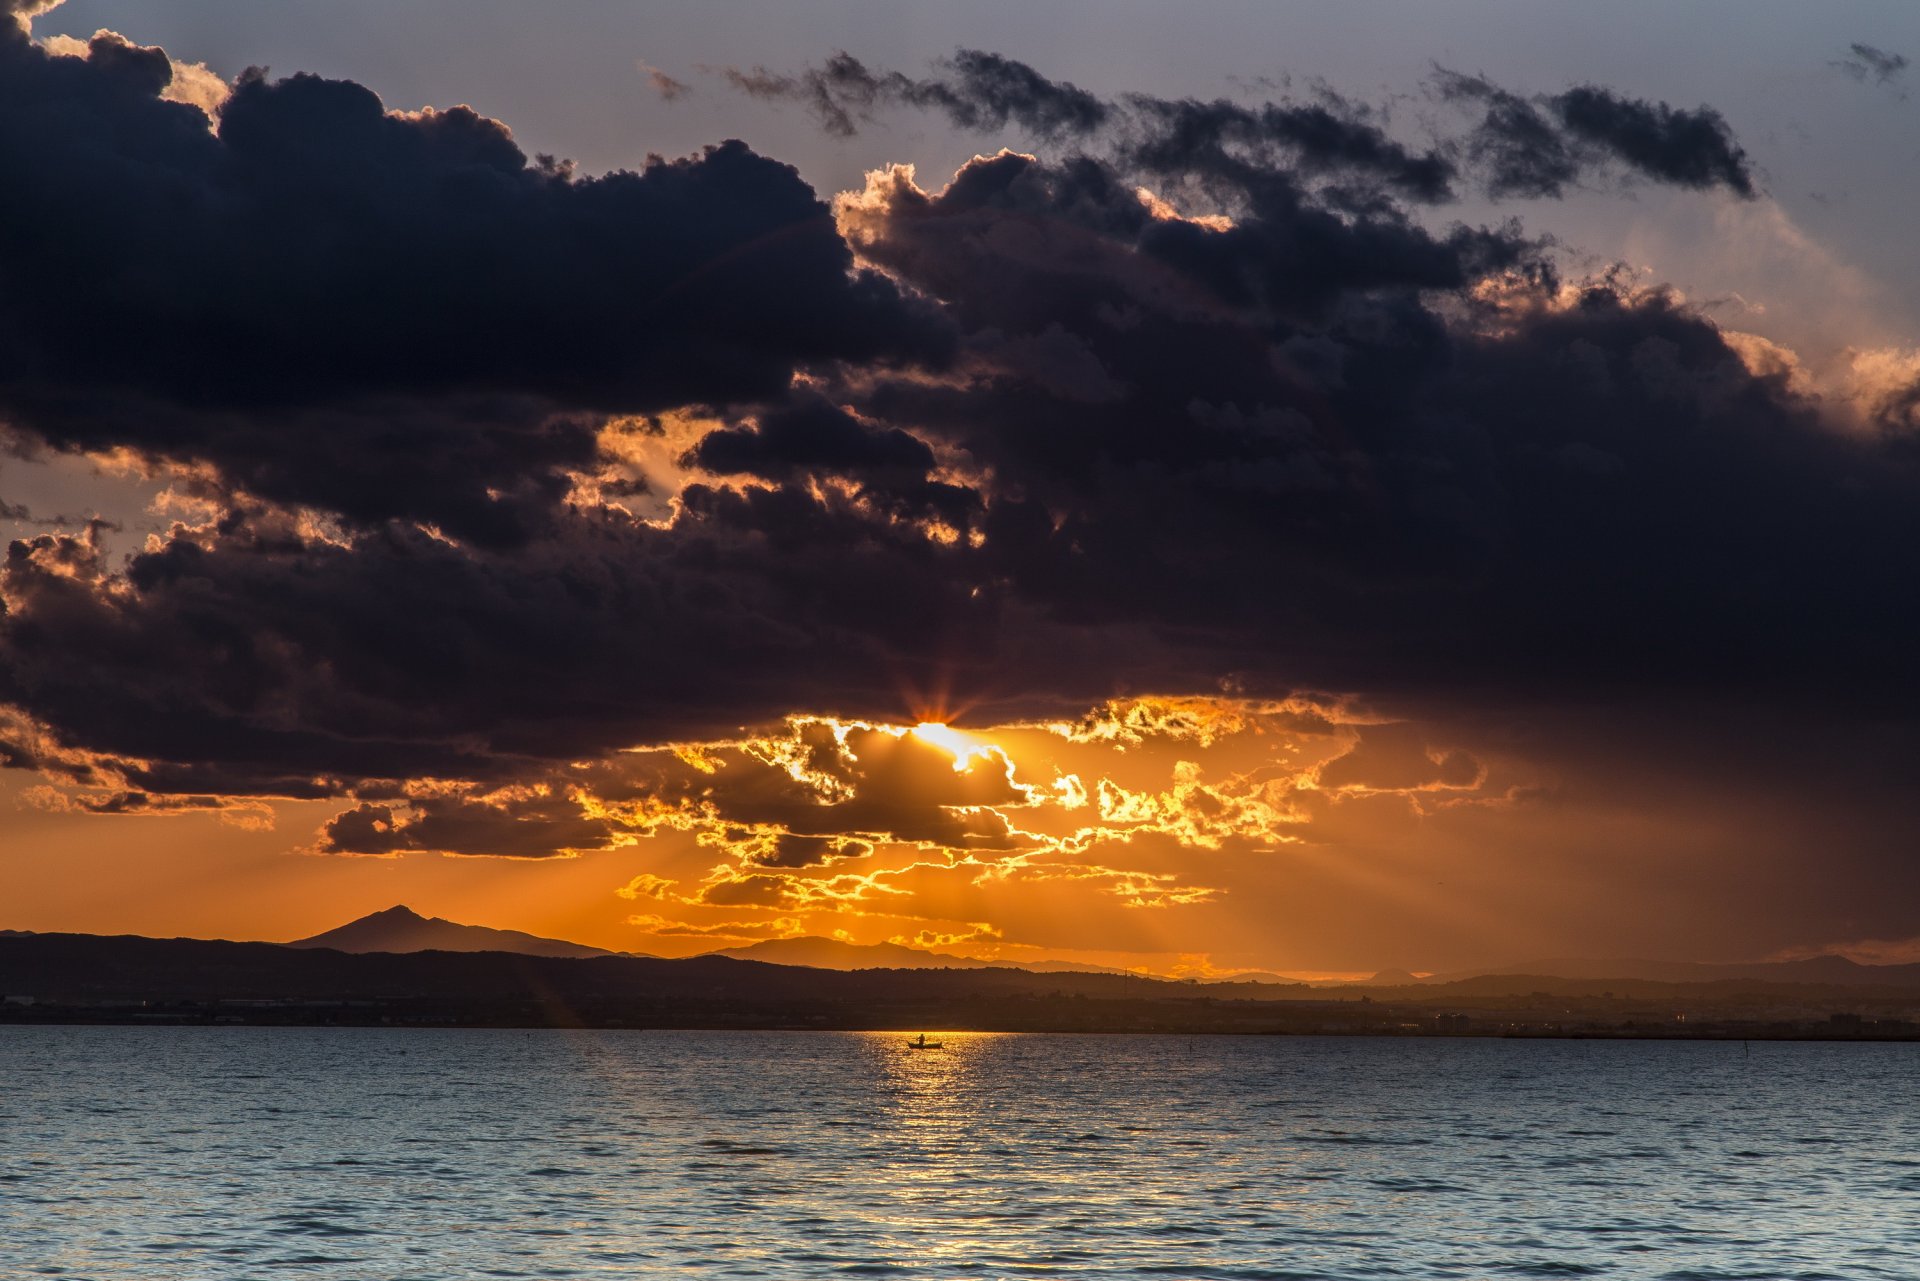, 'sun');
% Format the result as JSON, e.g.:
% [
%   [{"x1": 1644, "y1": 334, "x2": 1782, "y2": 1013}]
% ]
[{"x1": 910, "y1": 721, "x2": 991, "y2": 771}]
